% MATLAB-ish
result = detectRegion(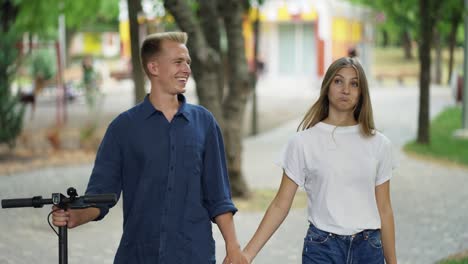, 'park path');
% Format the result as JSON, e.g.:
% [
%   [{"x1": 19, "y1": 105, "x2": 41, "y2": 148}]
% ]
[{"x1": 1, "y1": 84, "x2": 467, "y2": 264}]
